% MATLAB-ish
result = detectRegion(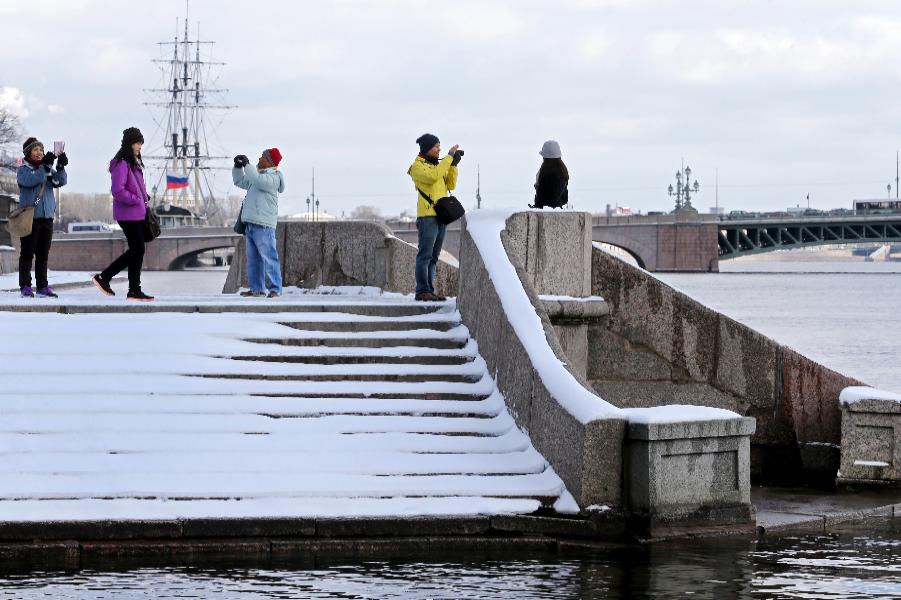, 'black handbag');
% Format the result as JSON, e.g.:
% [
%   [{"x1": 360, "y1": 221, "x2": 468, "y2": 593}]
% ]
[
  {"x1": 233, "y1": 204, "x2": 246, "y2": 235},
  {"x1": 143, "y1": 204, "x2": 161, "y2": 241},
  {"x1": 416, "y1": 187, "x2": 465, "y2": 225}
]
